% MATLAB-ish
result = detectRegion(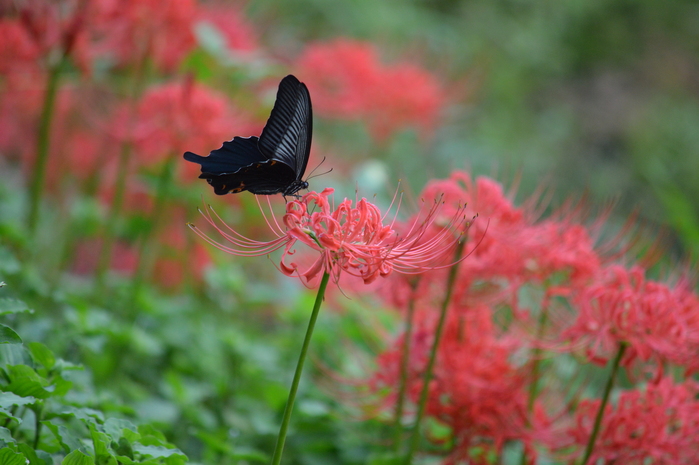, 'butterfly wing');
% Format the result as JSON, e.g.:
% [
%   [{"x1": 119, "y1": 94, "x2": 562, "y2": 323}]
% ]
[
  {"x1": 258, "y1": 75, "x2": 312, "y2": 181},
  {"x1": 182, "y1": 75, "x2": 313, "y2": 196},
  {"x1": 184, "y1": 136, "x2": 265, "y2": 175},
  {"x1": 209, "y1": 160, "x2": 298, "y2": 195}
]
